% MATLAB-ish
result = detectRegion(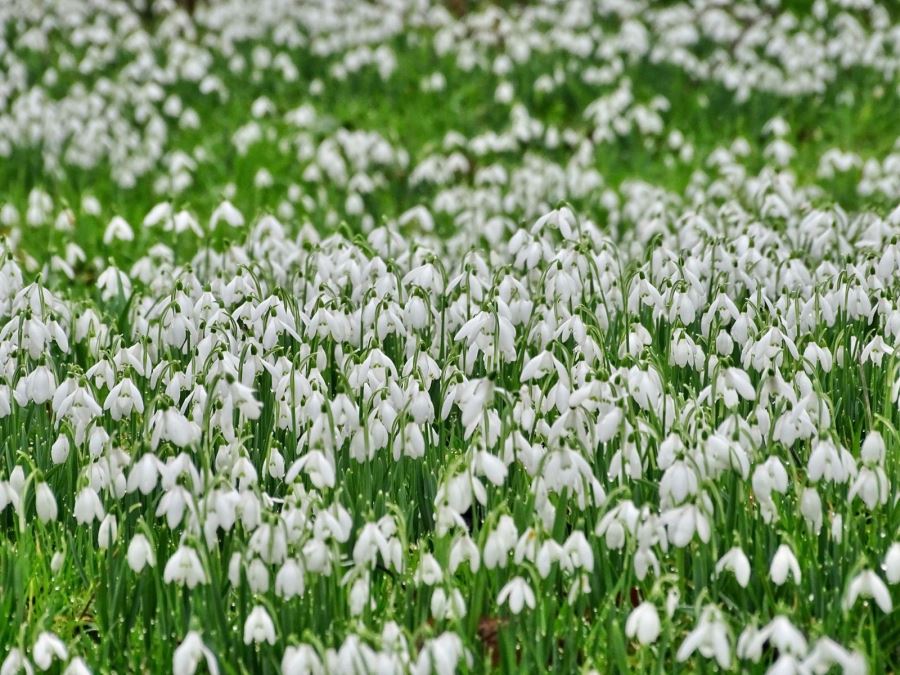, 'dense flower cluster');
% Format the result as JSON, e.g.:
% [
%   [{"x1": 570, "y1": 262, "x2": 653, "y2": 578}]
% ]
[{"x1": 0, "y1": 0, "x2": 898, "y2": 673}]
